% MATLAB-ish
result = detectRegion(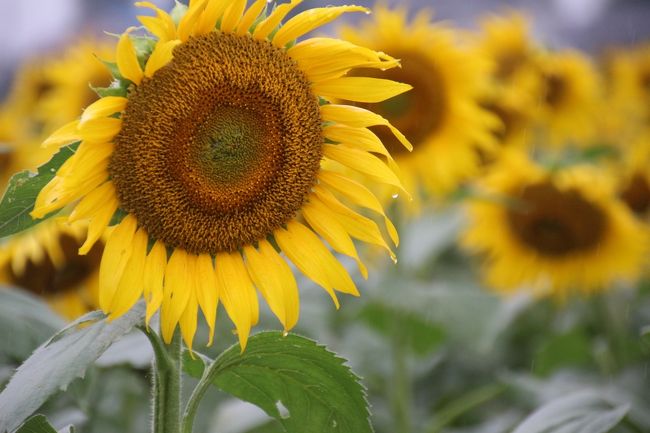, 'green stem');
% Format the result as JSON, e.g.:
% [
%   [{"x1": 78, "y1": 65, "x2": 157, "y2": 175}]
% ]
[
  {"x1": 182, "y1": 357, "x2": 224, "y2": 433},
  {"x1": 425, "y1": 383, "x2": 506, "y2": 433},
  {"x1": 391, "y1": 327, "x2": 412, "y2": 433},
  {"x1": 146, "y1": 327, "x2": 183, "y2": 433}
]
